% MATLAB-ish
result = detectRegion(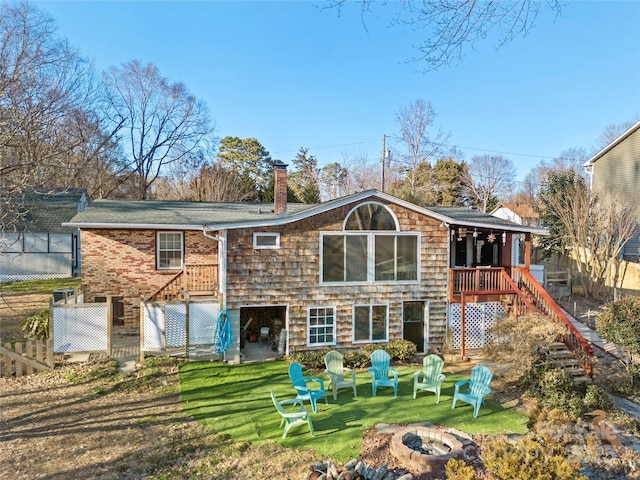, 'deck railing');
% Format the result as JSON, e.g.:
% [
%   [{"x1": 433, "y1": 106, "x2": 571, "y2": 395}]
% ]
[{"x1": 149, "y1": 263, "x2": 219, "y2": 301}]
